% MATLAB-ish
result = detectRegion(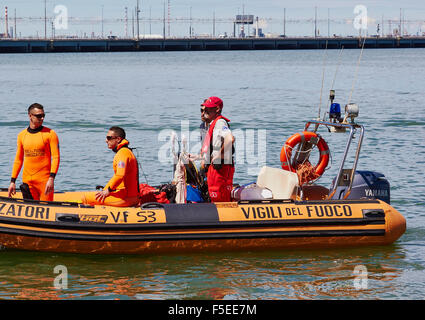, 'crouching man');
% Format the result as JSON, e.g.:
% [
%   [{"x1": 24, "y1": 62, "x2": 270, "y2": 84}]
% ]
[{"x1": 82, "y1": 126, "x2": 140, "y2": 207}]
